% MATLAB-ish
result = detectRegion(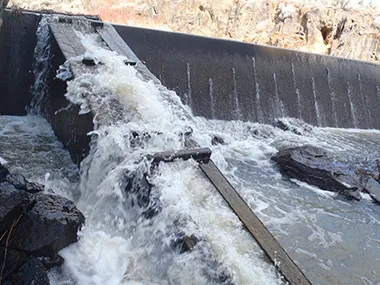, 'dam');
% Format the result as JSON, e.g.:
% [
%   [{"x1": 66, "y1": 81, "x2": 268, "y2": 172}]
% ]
[{"x1": 0, "y1": 10, "x2": 380, "y2": 285}]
